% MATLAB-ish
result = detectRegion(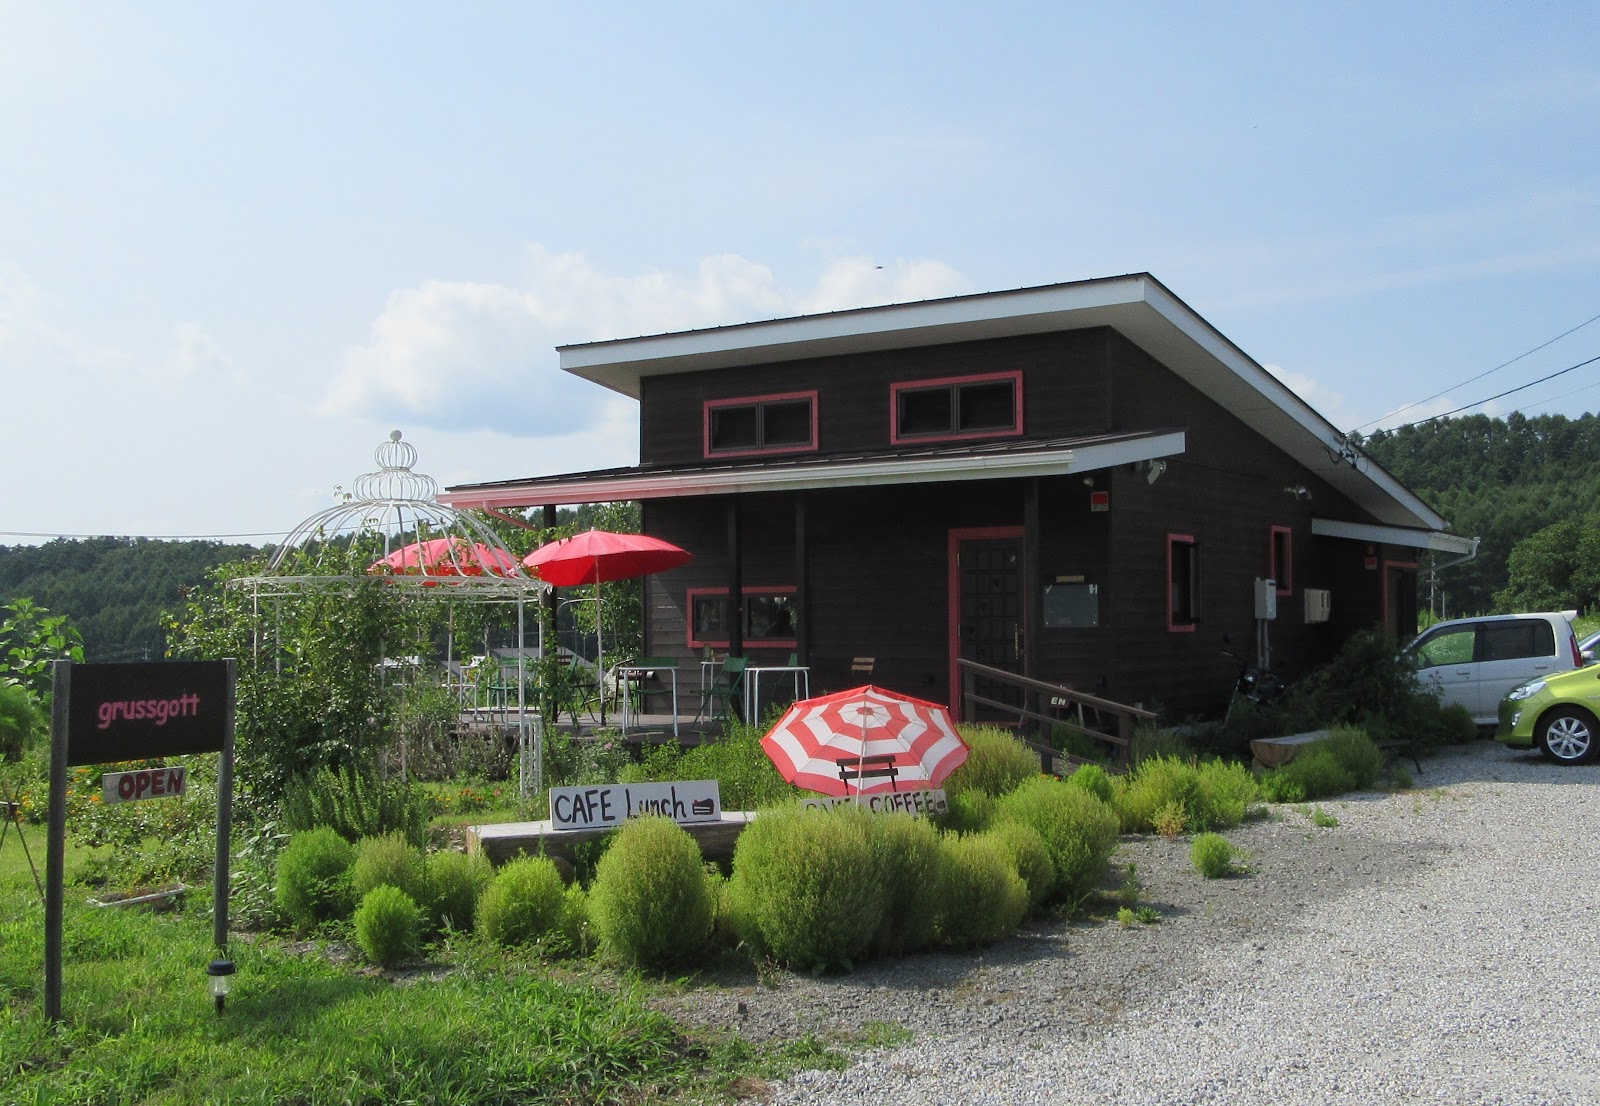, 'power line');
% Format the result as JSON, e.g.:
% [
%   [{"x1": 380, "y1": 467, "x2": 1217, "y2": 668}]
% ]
[
  {"x1": 1351, "y1": 308, "x2": 1600, "y2": 433},
  {"x1": 1410, "y1": 352, "x2": 1600, "y2": 426},
  {"x1": 0, "y1": 529, "x2": 287, "y2": 542}
]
